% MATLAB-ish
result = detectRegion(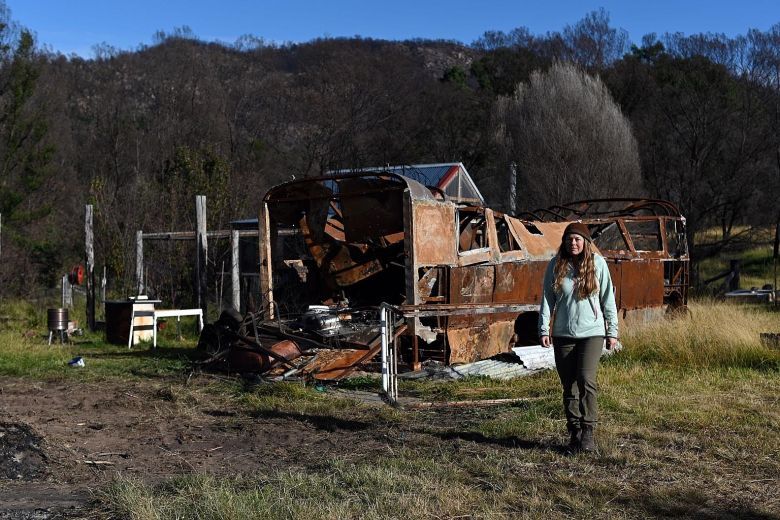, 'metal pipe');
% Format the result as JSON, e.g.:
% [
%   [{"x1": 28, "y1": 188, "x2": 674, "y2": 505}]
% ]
[
  {"x1": 141, "y1": 229, "x2": 261, "y2": 240},
  {"x1": 391, "y1": 319, "x2": 398, "y2": 402},
  {"x1": 380, "y1": 305, "x2": 390, "y2": 401}
]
